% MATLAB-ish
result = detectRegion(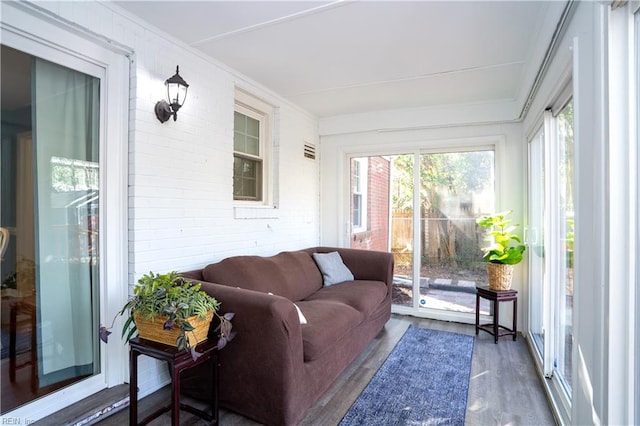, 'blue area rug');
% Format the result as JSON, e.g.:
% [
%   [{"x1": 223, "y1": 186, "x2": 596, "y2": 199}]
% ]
[{"x1": 339, "y1": 325, "x2": 474, "y2": 426}]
